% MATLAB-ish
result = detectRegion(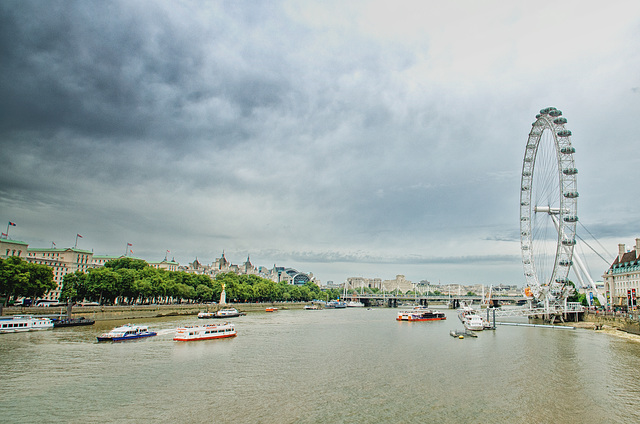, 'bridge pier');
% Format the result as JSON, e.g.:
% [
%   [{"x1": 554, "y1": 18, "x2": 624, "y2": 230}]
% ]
[{"x1": 387, "y1": 298, "x2": 397, "y2": 308}]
